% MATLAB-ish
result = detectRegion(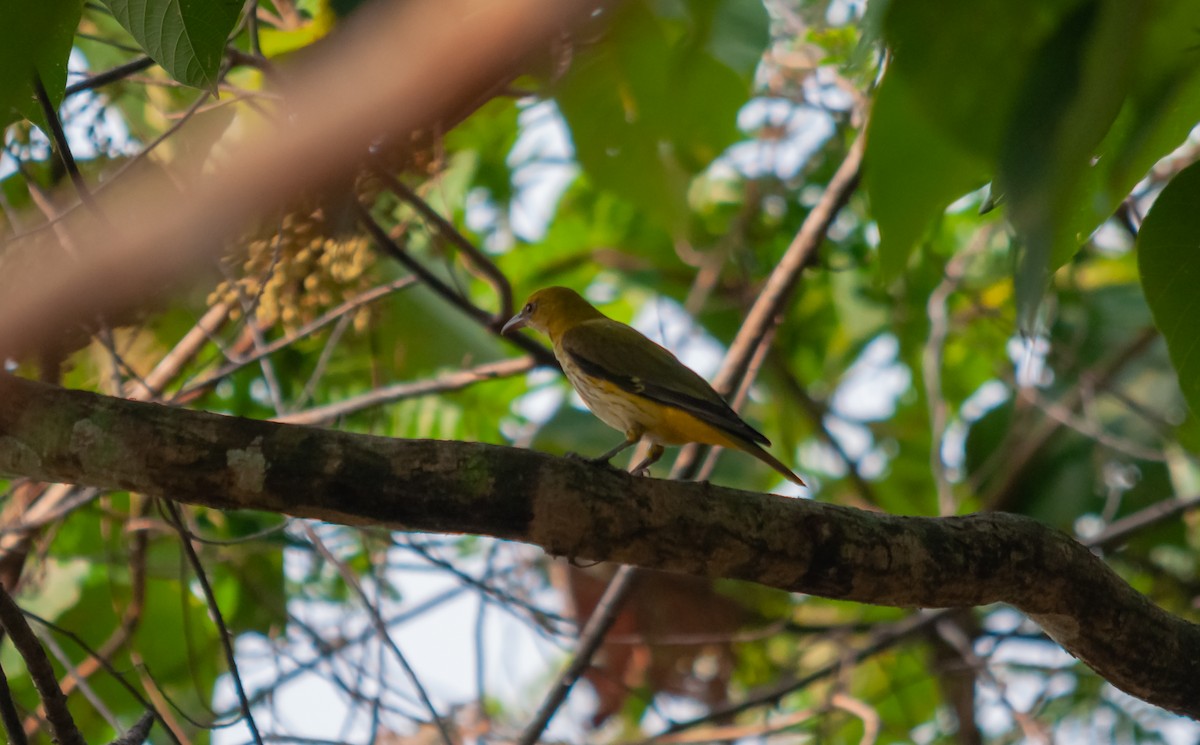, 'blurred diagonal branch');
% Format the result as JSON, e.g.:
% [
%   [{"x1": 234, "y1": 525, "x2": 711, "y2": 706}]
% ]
[{"x1": 0, "y1": 0, "x2": 596, "y2": 362}]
